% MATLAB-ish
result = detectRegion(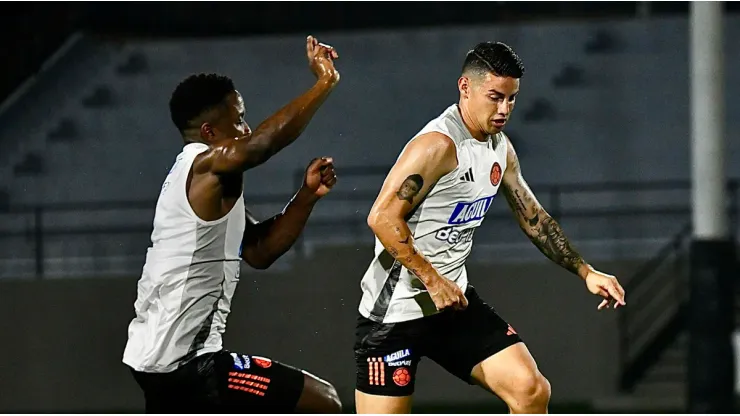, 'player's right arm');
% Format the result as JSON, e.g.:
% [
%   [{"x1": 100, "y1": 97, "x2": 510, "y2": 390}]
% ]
[
  {"x1": 207, "y1": 36, "x2": 340, "y2": 174},
  {"x1": 367, "y1": 133, "x2": 469, "y2": 311}
]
